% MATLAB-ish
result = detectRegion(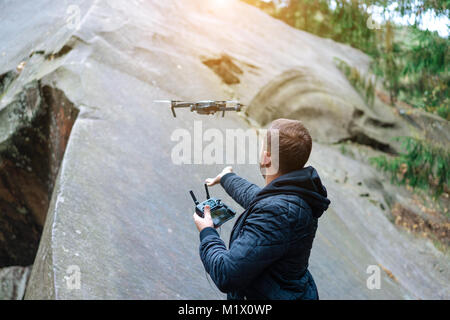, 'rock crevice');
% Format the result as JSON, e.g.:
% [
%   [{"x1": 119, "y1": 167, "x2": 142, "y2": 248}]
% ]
[{"x1": 0, "y1": 80, "x2": 78, "y2": 267}]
